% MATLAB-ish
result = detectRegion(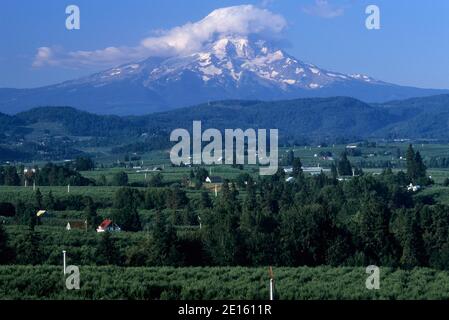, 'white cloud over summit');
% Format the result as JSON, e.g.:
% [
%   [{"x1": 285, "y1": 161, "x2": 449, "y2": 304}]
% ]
[{"x1": 33, "y1": 5, "x2": 287, "y2": 69}]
